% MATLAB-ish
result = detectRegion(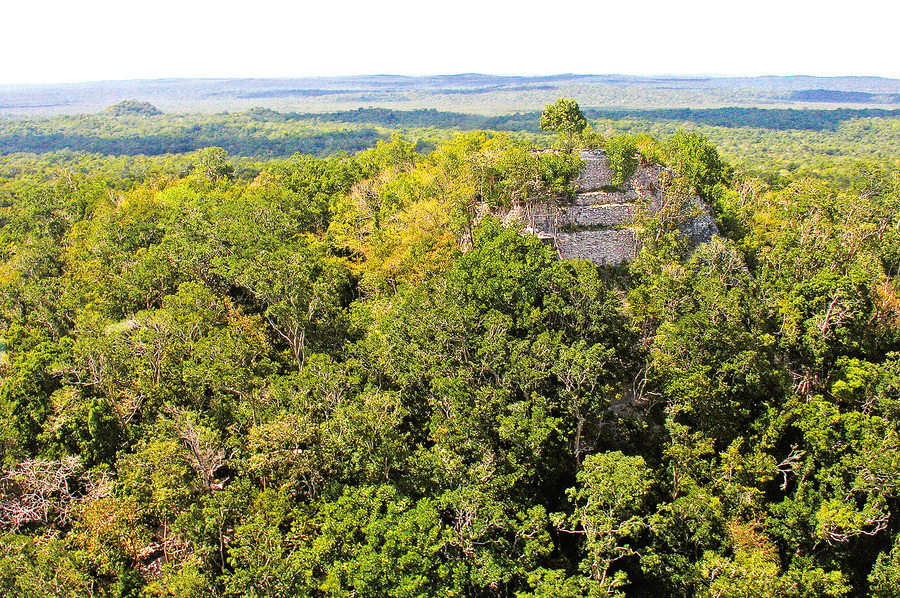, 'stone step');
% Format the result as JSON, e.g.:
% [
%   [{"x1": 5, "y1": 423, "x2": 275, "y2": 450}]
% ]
[
  {"x1": 574, "y1": 191, "x2": 630, "y2": 205},
  {"x1": 561, "y1": 203, "x2": 634, "y2": 227},
  {"x1": 555, "y1": 229, "x2": 638, "y2": 266}
]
